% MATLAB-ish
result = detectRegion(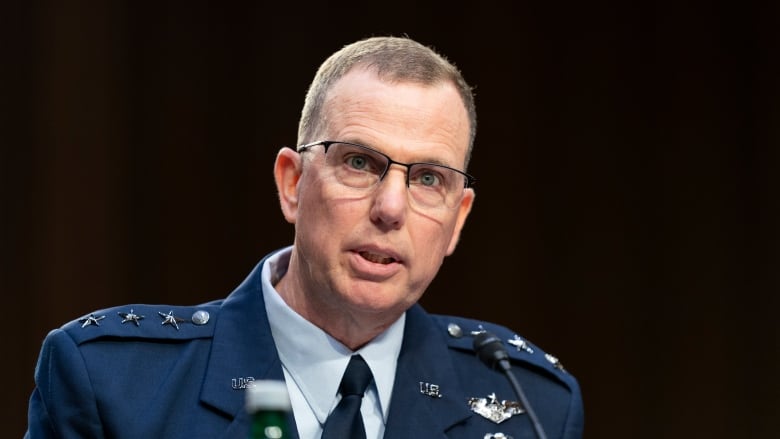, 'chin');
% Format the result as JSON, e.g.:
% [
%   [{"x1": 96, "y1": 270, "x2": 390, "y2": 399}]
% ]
[{"x1": 352, "y1": 293, "x2": 417, "y2": 317}]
